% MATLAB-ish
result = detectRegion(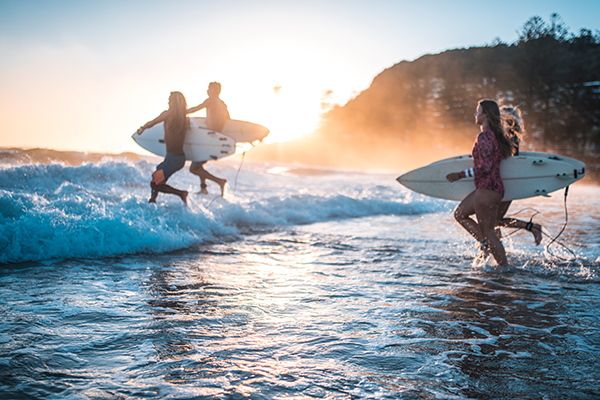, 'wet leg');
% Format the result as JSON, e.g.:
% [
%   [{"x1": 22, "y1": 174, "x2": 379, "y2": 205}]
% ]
[
  {"x1": 149, "y1": 183, "x2": 159, "y2": 203},
  {"x1": 454, "y1": 191, "x2": 485, "y2": 243},
  {"x1": 498, "y1": 217, "x2": 543, "y2": 246},
  {"x1": 190, "y1": 163, "x2": 227, "y2": 196},
  {"x1": 151, "y1": 182, "x2": 188, "y2": 204},
  {"x1": 475, "y1": 189, "x2": 507, "y2": 266}
]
